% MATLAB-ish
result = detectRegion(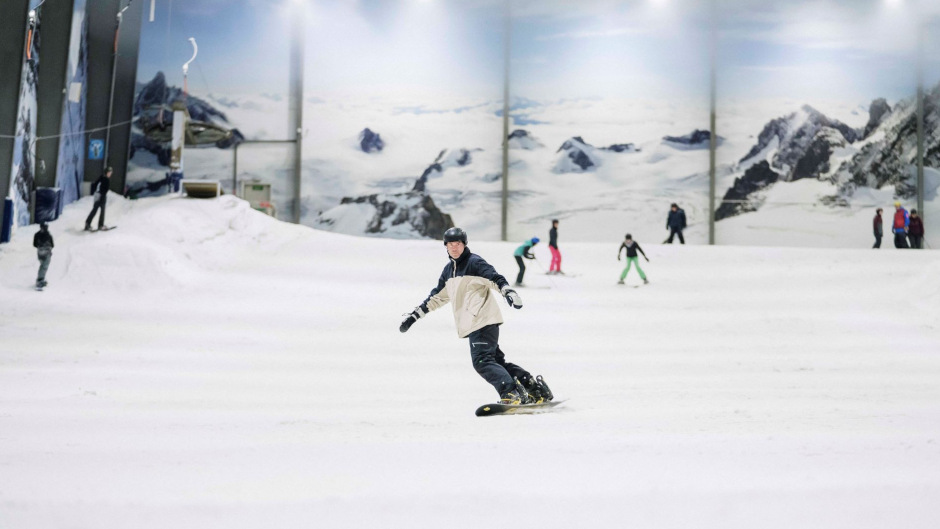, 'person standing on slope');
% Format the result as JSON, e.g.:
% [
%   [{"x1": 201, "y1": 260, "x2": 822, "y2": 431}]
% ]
[
  {"x1": 909, "y1": 209, "x2": 924, "y2": 249},
  {"x1": 666, "y1": 203, "x2": 687, "y2": 244},
  {"x1": 33, "y1": 222, "x2": 54, "y2": 289},
  {"x1": 513, "y1": 237, "x2": 539, "y2": 286},
  {"x1": 872, "y1": 208, "x2": 883, "y2": 249},
  {"x1": 85, "y1": 166, "x2": 112, "y2": 231},
  {"x1": 548, "y1": 219, "x2": 563, "y2": 275},
  {"x1": 399, "y1": 227, "x2": 553, "y2": 405},
  {"x1": 892, "y1": 201, "x2": 909, "y2": 249},
  {"x1": 617, "y1": 233, "x2": 649, "y2": 285}
]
